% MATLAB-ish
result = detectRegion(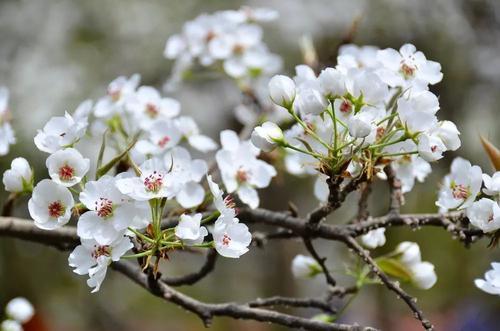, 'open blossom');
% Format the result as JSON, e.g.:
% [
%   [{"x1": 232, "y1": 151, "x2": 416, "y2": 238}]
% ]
[
  {"x1": 377, "y1": 43, "x2": 443, "y2": 91},
  {"x1": 0, "y1": 87, "x2": 16, "y2": 156},
  {"x1": 46, "y1": 148, "x2": 90, "y2": 187},
  {"x1": 429, "y1": 121, "x2": 461, "y2": 151},
  {"x1": 337, "y1": 44, "x2": 381, "y2": 71},
  {"x1": 78, "y1": 175, "x2": 149, "y2": 245},
  {"x1": 116, "y1": 157, "x2": 178, "y2": 201},
  {"x1": 483, "y1": 172, "x2": 500, "y2": 196},
  {"x1": 135, "y1": 119, "x2": 182, "y2": 156},
  {"x1": 397, "y1": 91, "x2": 439, "y2": 133},
  {"x1": 291, "y1": 255, "x2": 321, "y2": 279},
  {"x1": 5, "y1": 298, "x2": 34, "y2": 324},
  {"x1": 68, "y1": 236, "x2": 133, "y2": 293},
  {"x1": 2, "y1": 158, "x2": 33, "y2": 193},
  {"x1": 28, "y1": 179, "x2": 74, "y2": 230},
  {"x1": 212, "y1": 215, "x2": 251, "y2": 258},
  {"x1": 175, "y1": 213, "x2": 208, "y2": 245},
  {"x1": 268, "y1": 75, "x2": 296, "y2": 108},
  {"x1": 475, "y1": 263, "x2": 500, "y2": 296},
  {"x1": 251, "y1": 121, "x2": 283, "y2": 152},
  {"x1": 361, "y1": 228, "x2": 386, "y2": 249},
  {"x1": 34, "y1": 100, "x2": 92, "y2": 153},
  {"x1": 216, "y1": 130, "x2": 276, "y2": 209},
  {"x1": 94, "y1": 74, "x2": 140, "y2": 118},
  {"x1": 164, "y1": 147, "x2": 207, "y2": 208},
  {"x1": 207, "y1": 175, "x2": 236, "y2": 219},
  {"x1": 436, "y1": 157, "x2": 483, "y2": 211},
  {"x1": 126, "y1": 86, "x2": 180, "y2": 129},
  {"x1": 294, "y1": 87, "x2": 329, "y2": 116},
  {"x1": 174, "y1": 116, "x2": 217, "y2": 153},
  {"x1": 394, "y1": 242, "x2": 437, "y2": 289},
  {"x1": 417, "y1": 133, "x2": 447, "y2": 162},
  {"x1": 466, "y1": 198, "x2": 500, "y2": 233}
]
